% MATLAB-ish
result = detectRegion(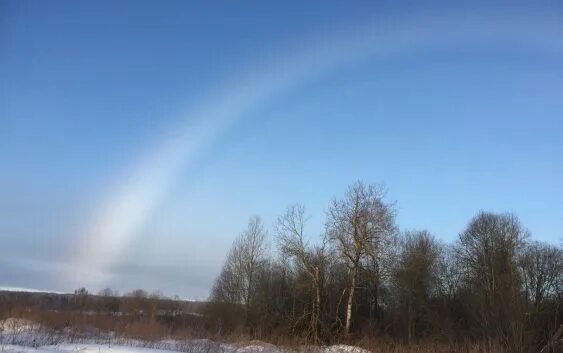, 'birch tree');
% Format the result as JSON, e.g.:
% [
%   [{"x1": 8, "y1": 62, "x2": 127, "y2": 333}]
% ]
[
  {"x1": 325, "y1": 181, "x2": 396, "y2": 336},
  {"x1": 275, "y1": 204, "x2": 326, "y2": 343}
]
